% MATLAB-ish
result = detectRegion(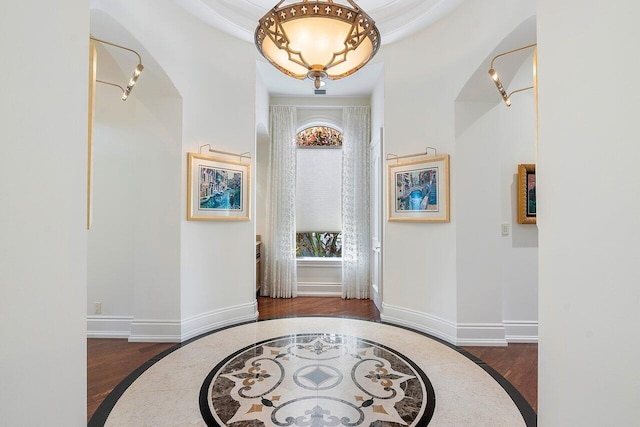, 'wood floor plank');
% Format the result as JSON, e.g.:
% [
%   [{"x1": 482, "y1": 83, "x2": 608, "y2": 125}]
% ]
[
  {"x1": 461, "y1": 344, "x2": 538, "y2": 413},
  {"x1": 87, "y1": 339, "x2": 174, "y2": 421},
  {"x1": 87, "y1": 297, "x2": 537, "y2": 420},
  {"x1": 257, "y1": 296, "x2": 381, "y2": 320}
]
